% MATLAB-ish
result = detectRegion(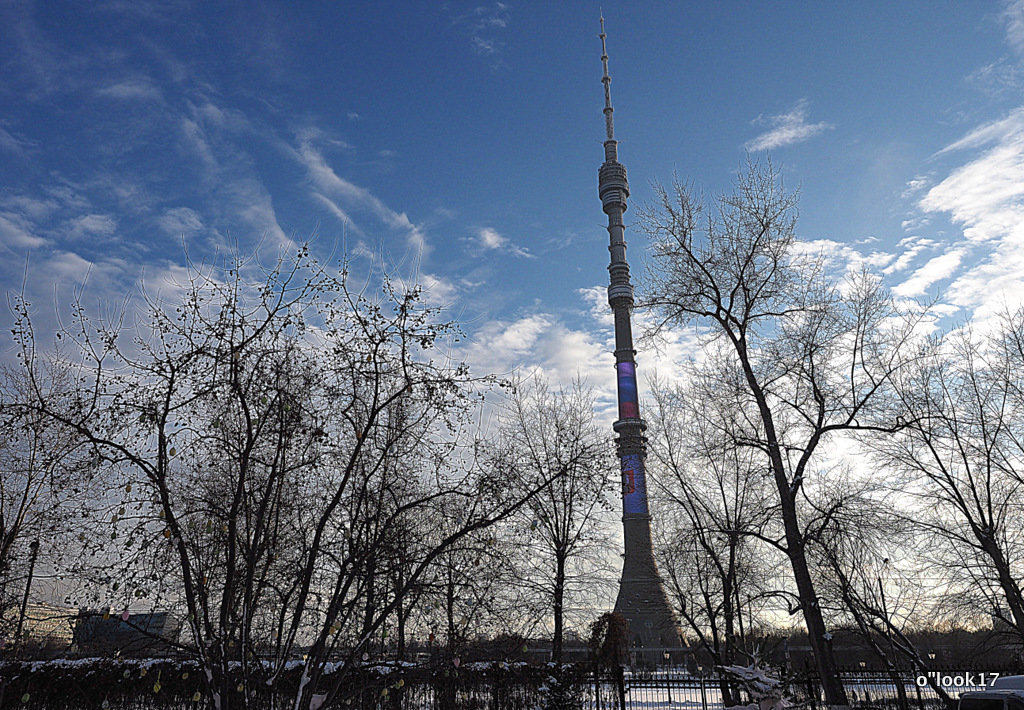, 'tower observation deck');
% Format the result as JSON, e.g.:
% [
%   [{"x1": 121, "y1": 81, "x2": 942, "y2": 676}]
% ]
[{"x1": 597, "y1": 16, "x2": 686, "y2": 667}]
